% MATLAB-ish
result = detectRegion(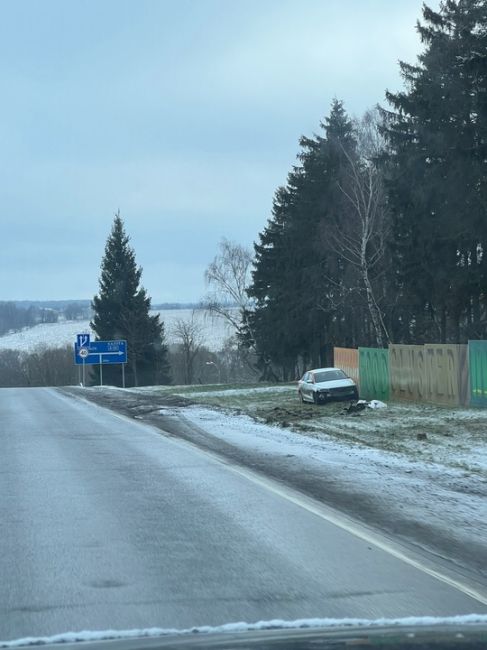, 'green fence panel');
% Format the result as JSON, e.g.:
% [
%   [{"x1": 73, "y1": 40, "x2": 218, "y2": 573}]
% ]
[
  {"x1": 358, "y1": 347, "x2": 390, "y2": 401},
  {"x1": 468, "y1": 340, "x2": 487, "y2": 407}
]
